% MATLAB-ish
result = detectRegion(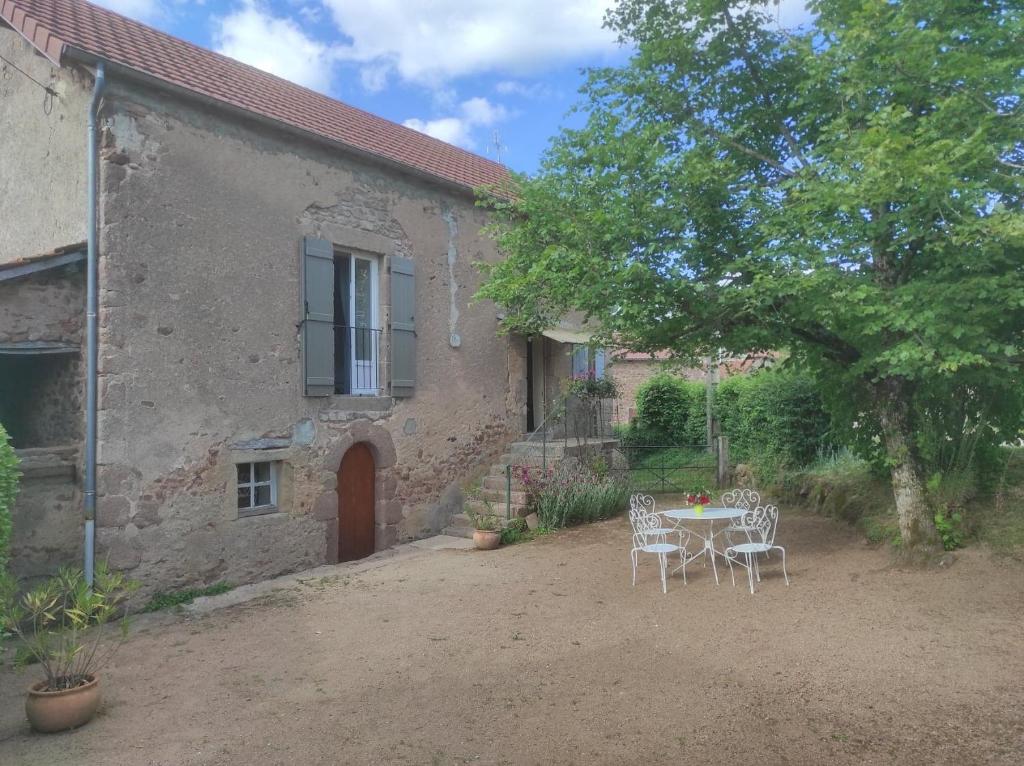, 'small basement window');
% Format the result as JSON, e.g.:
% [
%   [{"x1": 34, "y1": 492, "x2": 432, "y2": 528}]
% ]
[{"x1": 236, "y1": 461, "x2": 279, "y2": 516}]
